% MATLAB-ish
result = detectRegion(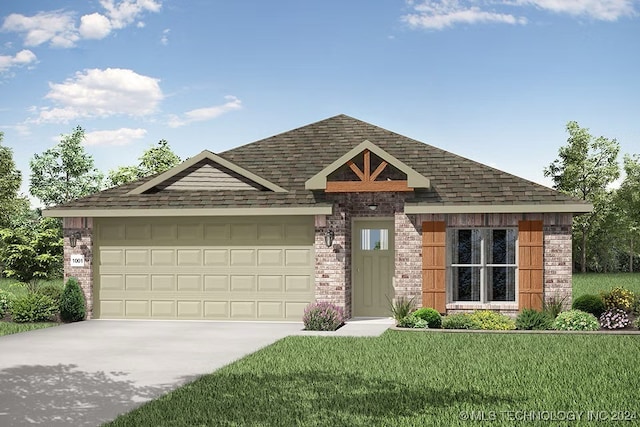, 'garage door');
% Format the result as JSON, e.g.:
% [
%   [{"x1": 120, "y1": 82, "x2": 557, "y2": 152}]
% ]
[{"x1": 94, "y1": 216, "x2": 315, "y2": 320}]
